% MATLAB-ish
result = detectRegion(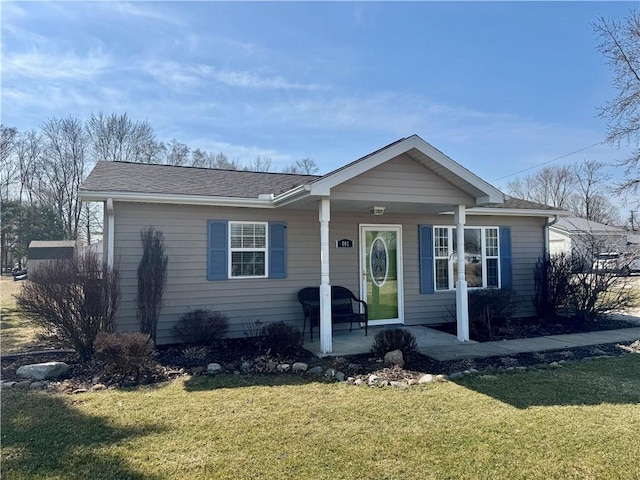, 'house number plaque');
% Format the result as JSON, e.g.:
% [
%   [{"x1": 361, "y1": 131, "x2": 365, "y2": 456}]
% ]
[{"x1": 336, "y1": 238, "x2": 354, "y2": 248}]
